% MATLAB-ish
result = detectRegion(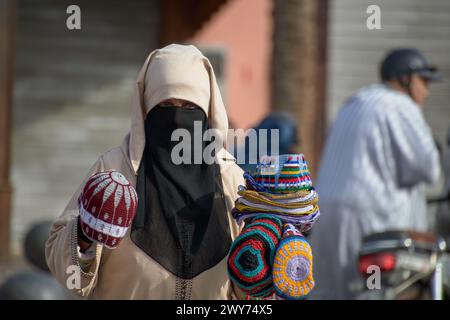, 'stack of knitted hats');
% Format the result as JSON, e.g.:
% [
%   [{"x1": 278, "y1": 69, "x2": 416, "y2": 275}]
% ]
[
  {"x1": 228, "y1": 154, "x2": 319, "y2": 300},
  {"x1": 233, "y1": 154, "x2": 320, "y2": 233}
]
